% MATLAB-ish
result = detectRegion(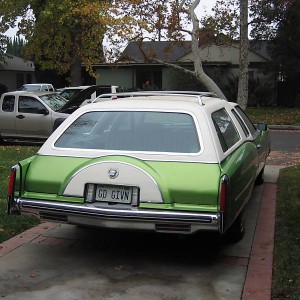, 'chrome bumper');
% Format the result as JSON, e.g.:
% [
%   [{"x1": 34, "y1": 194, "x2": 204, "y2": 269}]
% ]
[{"x1": 9, "y1": 196, "x2": 221, "y2": 234}]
